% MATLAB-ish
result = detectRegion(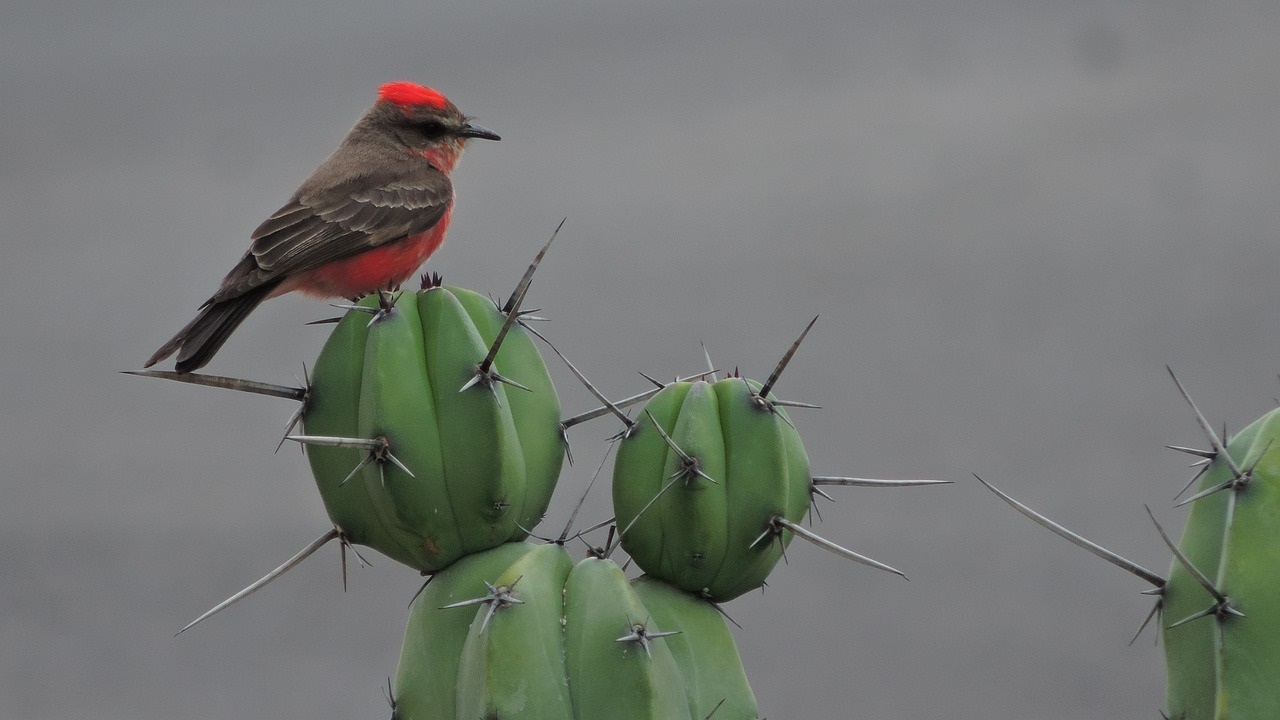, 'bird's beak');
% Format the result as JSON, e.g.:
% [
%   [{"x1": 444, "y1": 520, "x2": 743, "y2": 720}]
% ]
[{"x1": 458, "y1": 123, "x2": 501, "y2": 141}]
